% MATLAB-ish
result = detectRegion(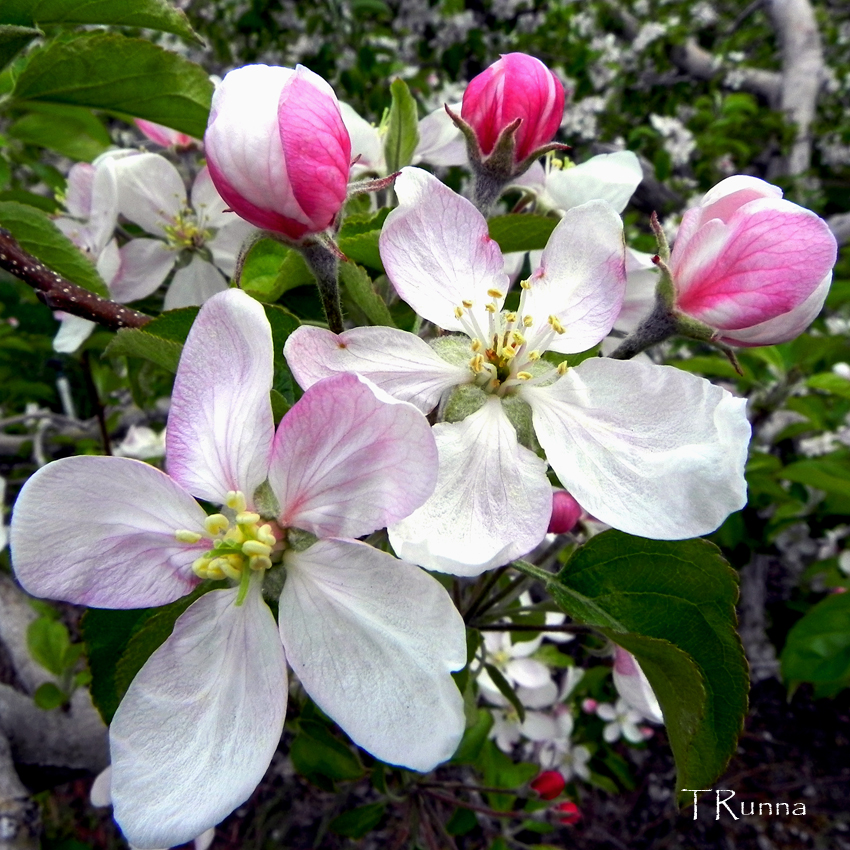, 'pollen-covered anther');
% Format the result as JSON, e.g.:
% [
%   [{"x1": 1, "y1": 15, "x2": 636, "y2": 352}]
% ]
[
  {"x1": 225, "y1": 490, "x2": 247, "y2": 512},
  {"x1": 520, "y1": 279, "x2": 531, "y2": 290},
  {"x1": 454, "y1": 306, "x2": 464, "y2": 319},
  {"x1": 487, "y1": 288, "x2": 504, "y2": 299},
  {"x1": 517, "y1": 371, "x2": 533, "y2": 380},
  {"x1": 485, "y1": 303, "x2": 497, "y2": 313},
  {"x1": 523, "y1": 315, "x2": 534, "y2": 327},
  {"x1": 236, "y1": 511, "x2": 261, "y2": 525},
  {"x1": 511, "y1": 331, "x2": 526, "y2": 345},
  {"x1": 528, "y1": 350, "x2": 541, "y2": 361},
  {"x1": 242, "y1": 540, "x2": 272, "y2": 558},
  {"x1": 174, "y1": 529, "x2": 202, "y2": 544},
  {"x1": 505, "y1": 312, "x2": 517, "y2": 323},
  {"x1": 548, "y1": 315, "x2": 566, "y2": 334},
  {"x1": 470, "y1": 338, "x2": 482, "y2": 352},
  {"x1": 470, "y1": 354, "x2": 485, "y2": 373},
  {"x1": 205, "y1": 514, "x2": 230, "y2": 535},
  {"x1": 462, "y1": 299, "x2": 473, "y2": 309},
  {"x1": 210, "y1": 555, "x2": 243, "y2": 580},
  {"x1": 249, "y1": 555, "x2": 272, "y2": 571},
  {"x1": 257, "y1": 525, "x2": 277, "y2": 547},
  {"x1": 557, "y1": 361, "x2": 568, "y2": 375}
]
